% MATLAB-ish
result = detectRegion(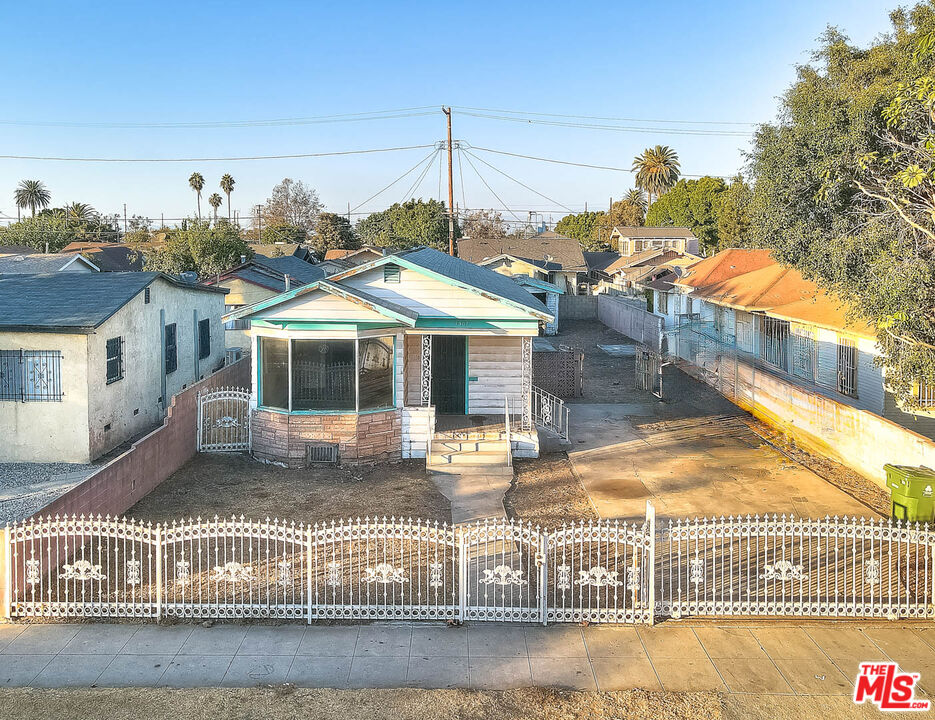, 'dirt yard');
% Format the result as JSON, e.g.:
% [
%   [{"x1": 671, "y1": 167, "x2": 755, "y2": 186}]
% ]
[
  {"x1": 0, "y1": 687, "x2": 722, "y2": 720},
  {"x1": 128, "y1": 454, "x2": 451, "y2": 525},
  {"x1": 504, "y1": 454, "x2": 598, "y2": 527}
]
